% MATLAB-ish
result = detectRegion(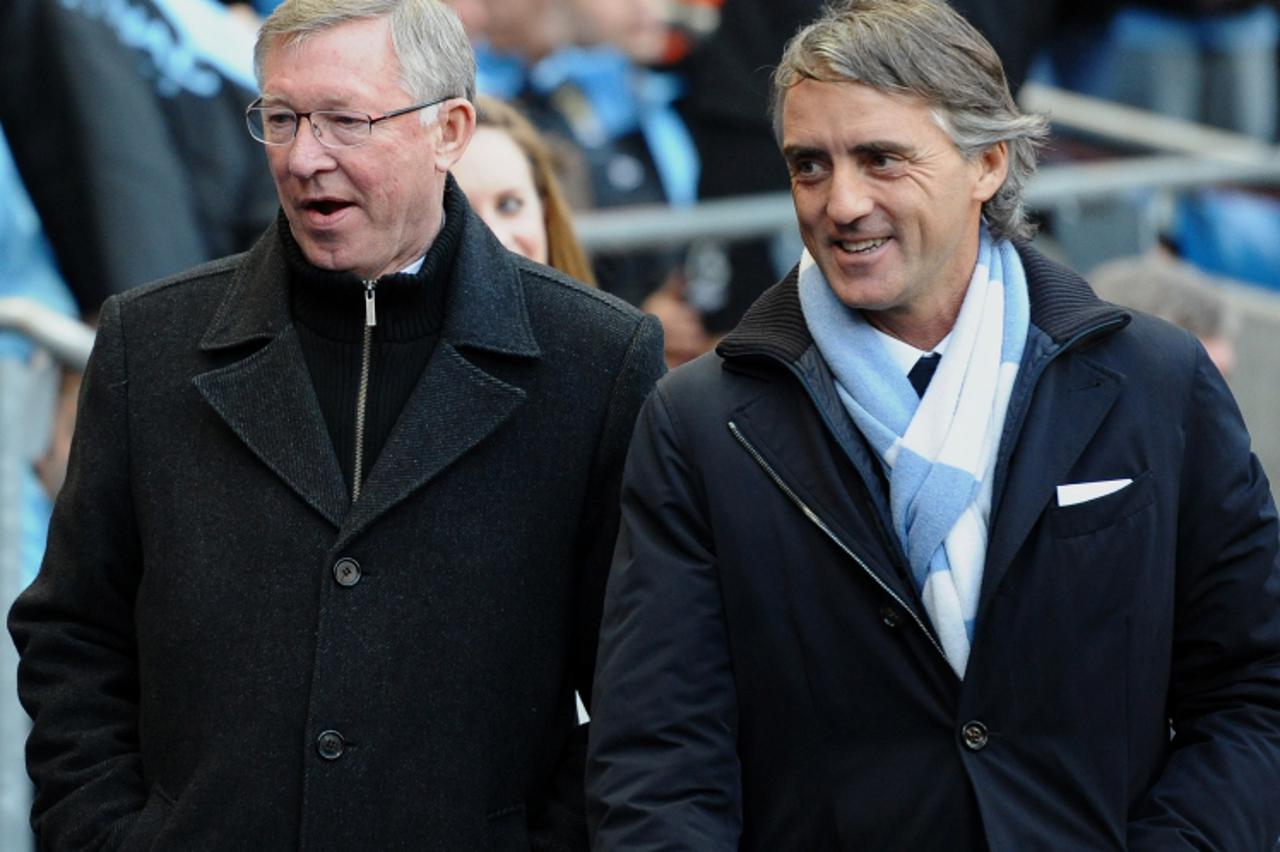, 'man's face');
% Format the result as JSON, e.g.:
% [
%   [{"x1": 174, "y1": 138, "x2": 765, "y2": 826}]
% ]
[
  {"x1": 260, "y1": 16, "x2": 452, "y2": 279},
  {"x1": 781, "y1": 79, "x2": 1006, "y2": 342}
]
